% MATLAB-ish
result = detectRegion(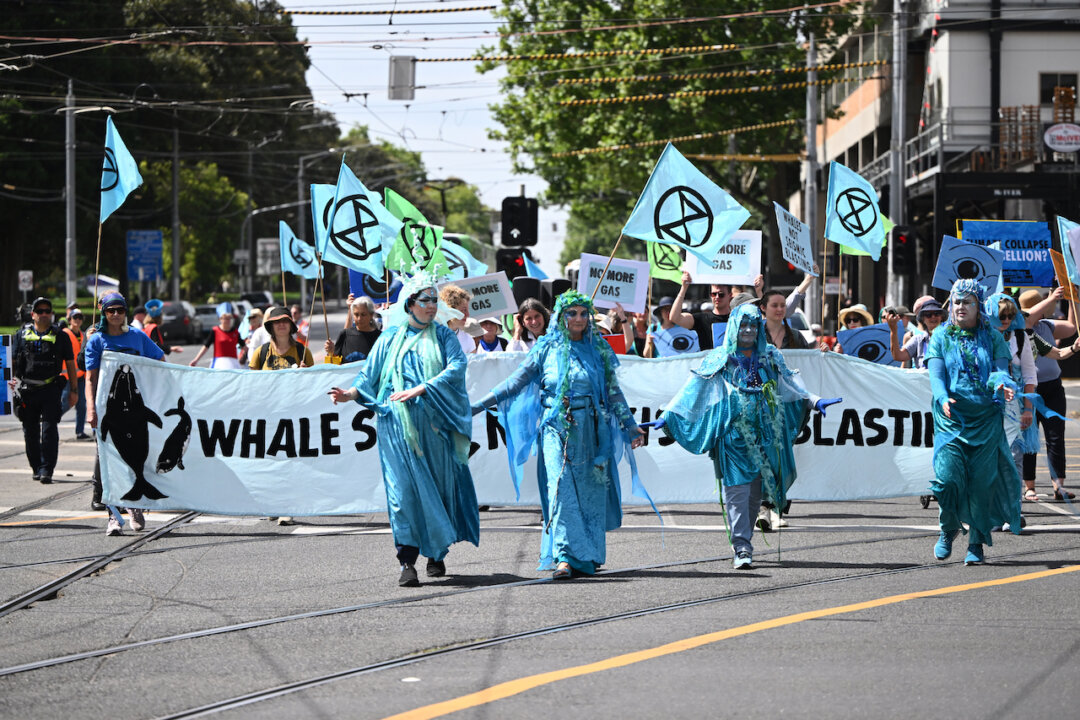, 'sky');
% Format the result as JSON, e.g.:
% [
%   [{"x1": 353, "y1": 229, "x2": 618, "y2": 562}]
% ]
[{"x1": 285, "y1": 1, "x2": 569, "y2": 276}]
